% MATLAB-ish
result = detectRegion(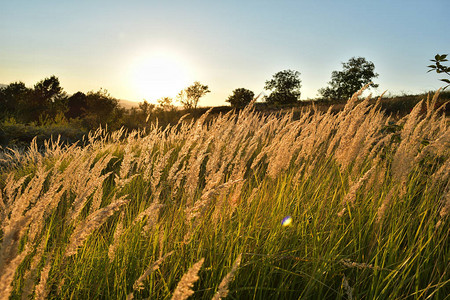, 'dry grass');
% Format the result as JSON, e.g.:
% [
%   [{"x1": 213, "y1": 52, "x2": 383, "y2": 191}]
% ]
[{"x1": 0, "y1": 88, "x2": 448, "y2": 299}]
